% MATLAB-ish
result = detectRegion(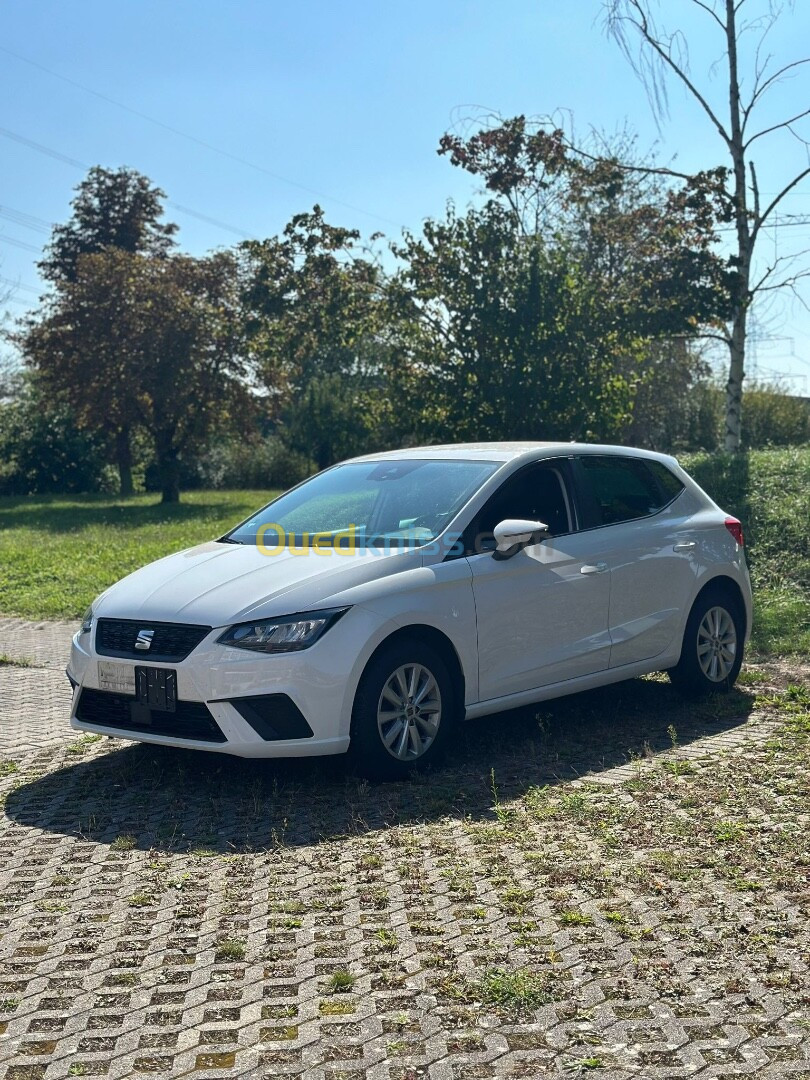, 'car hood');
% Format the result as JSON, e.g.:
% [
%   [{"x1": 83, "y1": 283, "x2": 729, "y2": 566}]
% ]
[{"x1": 95, "y1": 541, "x2": 418, "y2": 627}]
